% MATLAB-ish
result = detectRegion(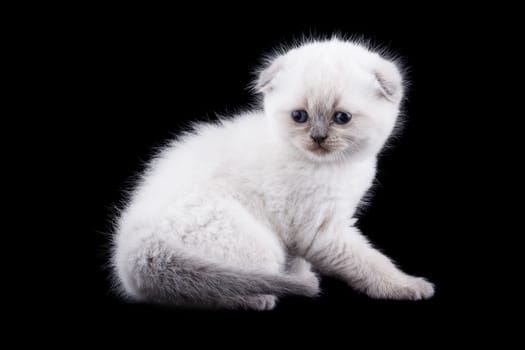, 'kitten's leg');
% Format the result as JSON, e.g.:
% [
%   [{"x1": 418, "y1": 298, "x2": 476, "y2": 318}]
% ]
[
  {"x1": 116, "y1": 197, "x2": 293, "y2": 308},
  {"x1": 303, "y1": 226, "x2": 434, "y2": 300},
  {"x1": 287, "y1": 256, "x2": 311, "y2": 275}
]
